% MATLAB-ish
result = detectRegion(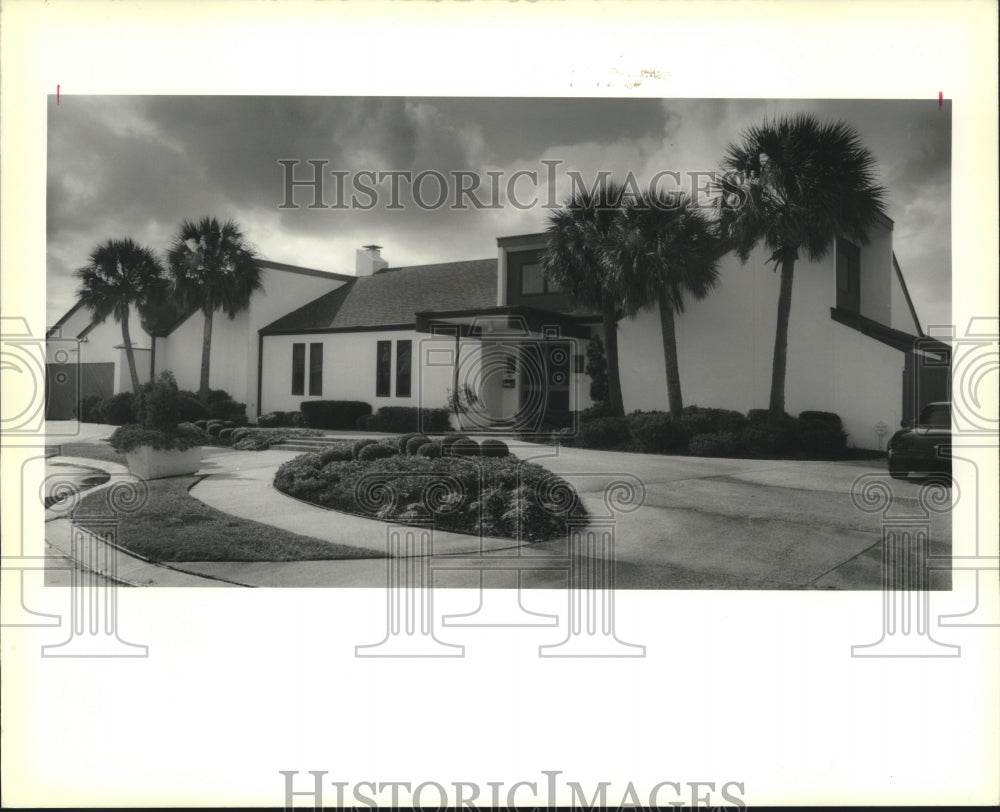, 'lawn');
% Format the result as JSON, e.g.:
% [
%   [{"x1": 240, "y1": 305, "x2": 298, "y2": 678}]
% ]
[{"x1": 69, "y1": 469, "x2": 384, "y2": 563}]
